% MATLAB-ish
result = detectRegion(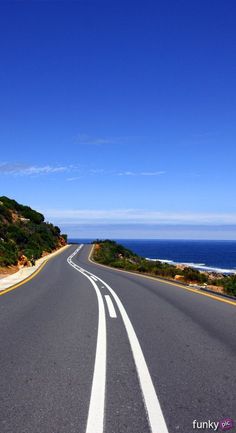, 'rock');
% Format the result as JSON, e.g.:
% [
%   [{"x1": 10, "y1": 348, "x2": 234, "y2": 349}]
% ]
[
  {"x1": 18, "y1": 255, "x2": 31, "y2": 267},
  {"x1": 174, "y1": 274, "x2": 185, "y2": 281}
]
